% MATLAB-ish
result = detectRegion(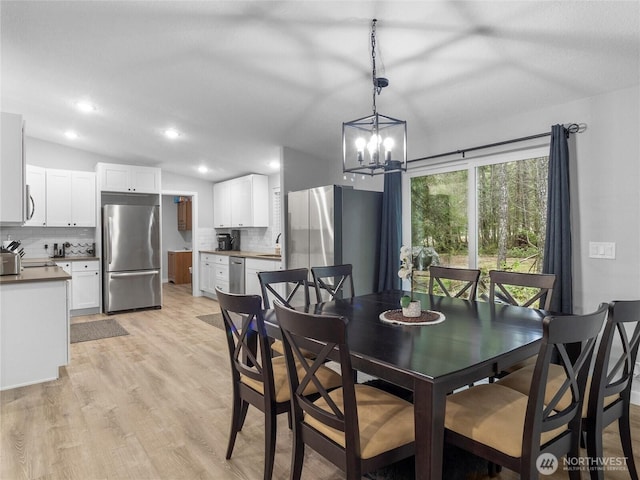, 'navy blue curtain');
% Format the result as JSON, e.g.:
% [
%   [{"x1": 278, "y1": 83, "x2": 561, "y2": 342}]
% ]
[
  {"x1": 377, "y1": 161, "x2": 402, "y2": 291},
  {"x1": 543, "y1": 124, "x2": 573, "y2": 313}
]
